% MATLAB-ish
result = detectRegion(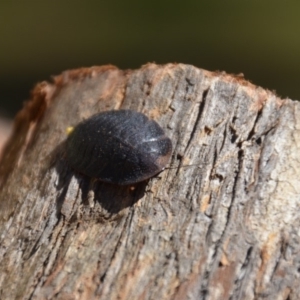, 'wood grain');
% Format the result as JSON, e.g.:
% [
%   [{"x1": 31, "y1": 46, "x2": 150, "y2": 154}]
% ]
[{"x1": 0, "y1": 64, "x2": 299, "y2": 300}]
